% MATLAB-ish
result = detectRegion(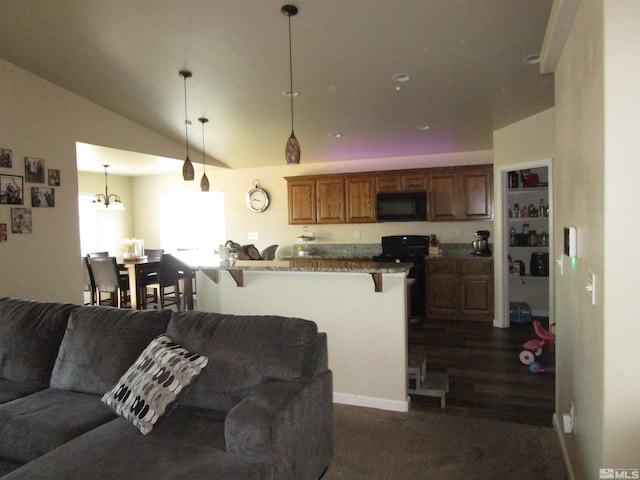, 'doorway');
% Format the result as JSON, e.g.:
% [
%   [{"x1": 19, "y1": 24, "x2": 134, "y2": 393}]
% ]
[{"x1": 494, "y1": 159, "x2": 554, "y2": 329}]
